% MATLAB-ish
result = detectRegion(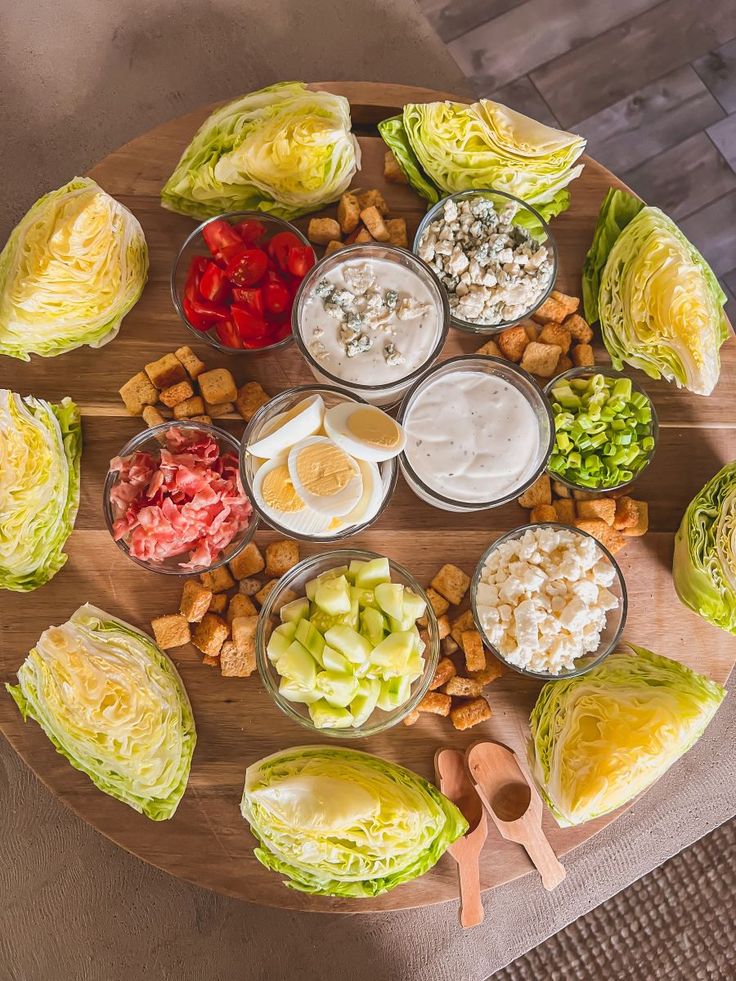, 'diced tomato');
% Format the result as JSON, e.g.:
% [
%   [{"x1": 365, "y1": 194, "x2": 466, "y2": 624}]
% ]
[
  {"x1": 184, "y1": 293, "x2": 230, "y2": 323},
  {"x1": 263, "y1": 279, "x2": 291, "y2": 316},
  {"x1": 183, "y1": 297, "x2": 212, "y2": 332},
  {"x1": 199, "y1": 261, "x2": 229, "y2": 303},
  {"x1": 231, "y1": 305, "x2": 270, "y2": 344},
  {"x1": 267, "y1": 231, "x2": 303, "y2": 270},
  {"x1": 232, "y1": 286, "x2": 264, "y2": 317},
  {"x1": 272, "y1": 320, "x2": 293, "y2": 342},
  {"x1": 287, "y1": 245, "x2": 315, "y2": 278},
  {"x1": 215, "y1": 320, "x2": 243, "y2": 348},
  {"x1": 202, "y1": 219, "x2": 241, "y2": 256},
  {"x1": 225, "y1": 247, "x2": 268, "y2": 287},
  {"x1": 233, "y1": 219, "x2": 266, "y2": 244}
]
